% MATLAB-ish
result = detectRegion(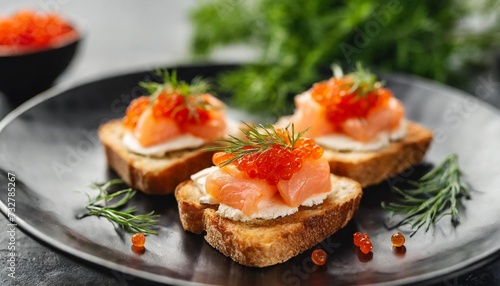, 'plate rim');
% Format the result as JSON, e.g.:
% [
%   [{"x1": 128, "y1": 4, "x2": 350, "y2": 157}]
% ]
[{"x1": 1, "y1": 63, "x2": 499, "y2": 285}]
